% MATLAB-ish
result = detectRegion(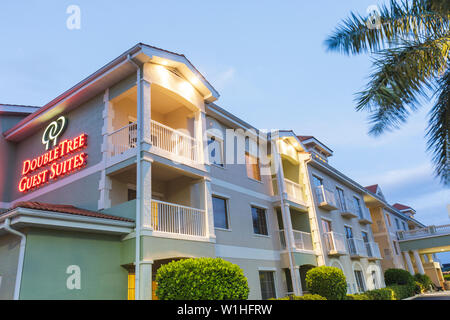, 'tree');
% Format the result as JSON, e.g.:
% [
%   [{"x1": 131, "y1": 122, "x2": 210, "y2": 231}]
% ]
[{"x1": 325, "y1": 0, "x2": 449, "y2": 185}]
